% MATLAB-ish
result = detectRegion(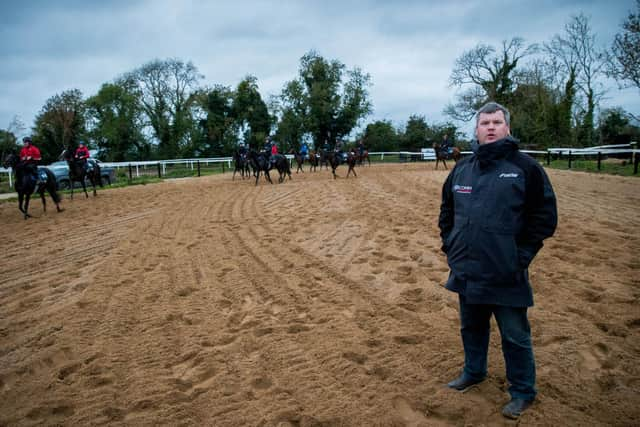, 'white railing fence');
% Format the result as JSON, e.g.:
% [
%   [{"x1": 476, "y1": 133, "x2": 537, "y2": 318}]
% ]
[{"x1": 1, "y1": 143, "x2": 638, "y2": 192}]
